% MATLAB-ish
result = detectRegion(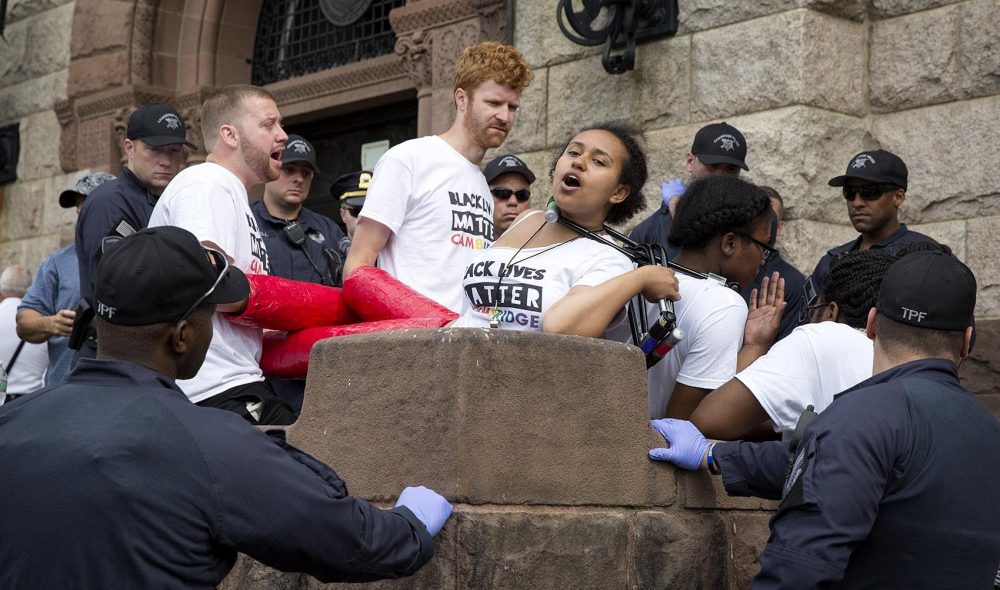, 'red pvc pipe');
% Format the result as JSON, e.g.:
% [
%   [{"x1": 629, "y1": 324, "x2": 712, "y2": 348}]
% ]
[
  {"x1": 227, "y1": 274, "x2": 359, "y2": 331},
  {"x1": 343, "y1": 265, "x2": 456, "y2": 322}
]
